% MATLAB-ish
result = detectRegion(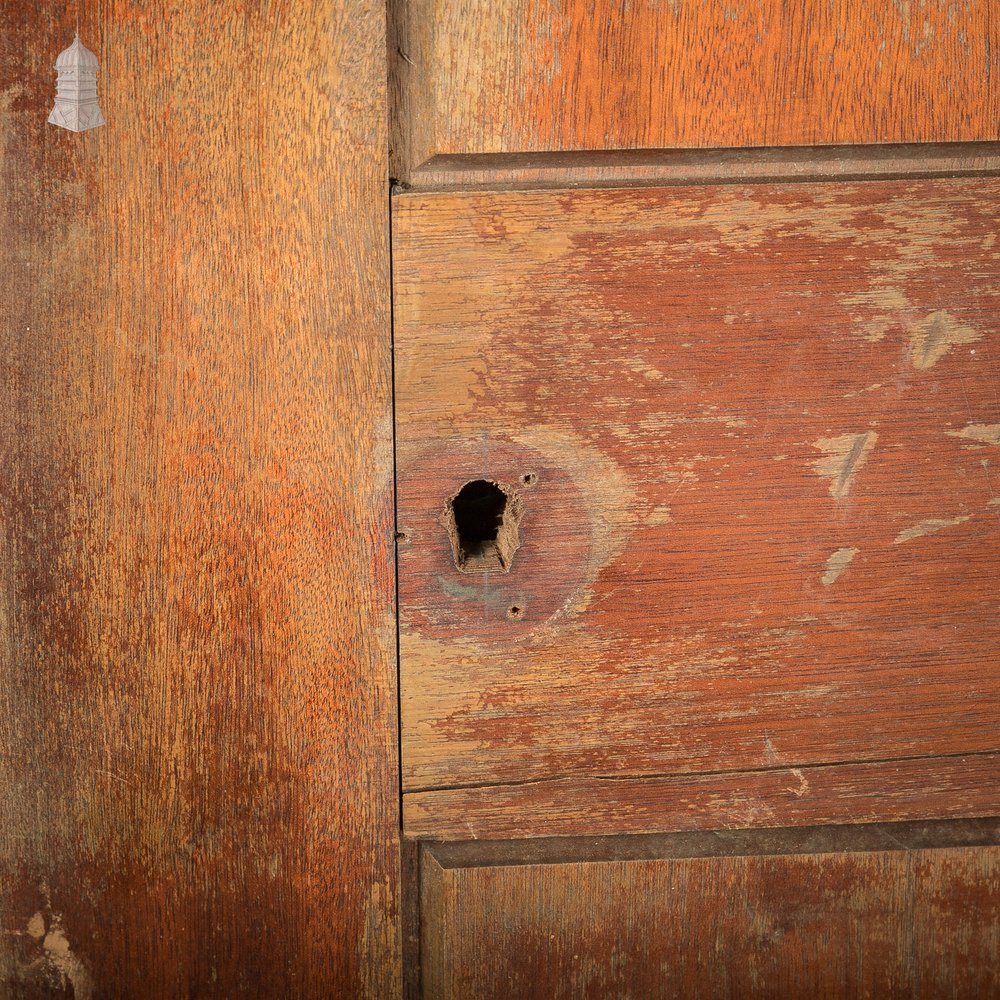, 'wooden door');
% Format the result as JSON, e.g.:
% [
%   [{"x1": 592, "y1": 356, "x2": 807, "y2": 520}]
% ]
[
  {"x1": 2, "y1": 2, "x2": 999, "y2": 997},
  {"x1": 390, "y1": 2, "x2": 1000, "y2": 996}
]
